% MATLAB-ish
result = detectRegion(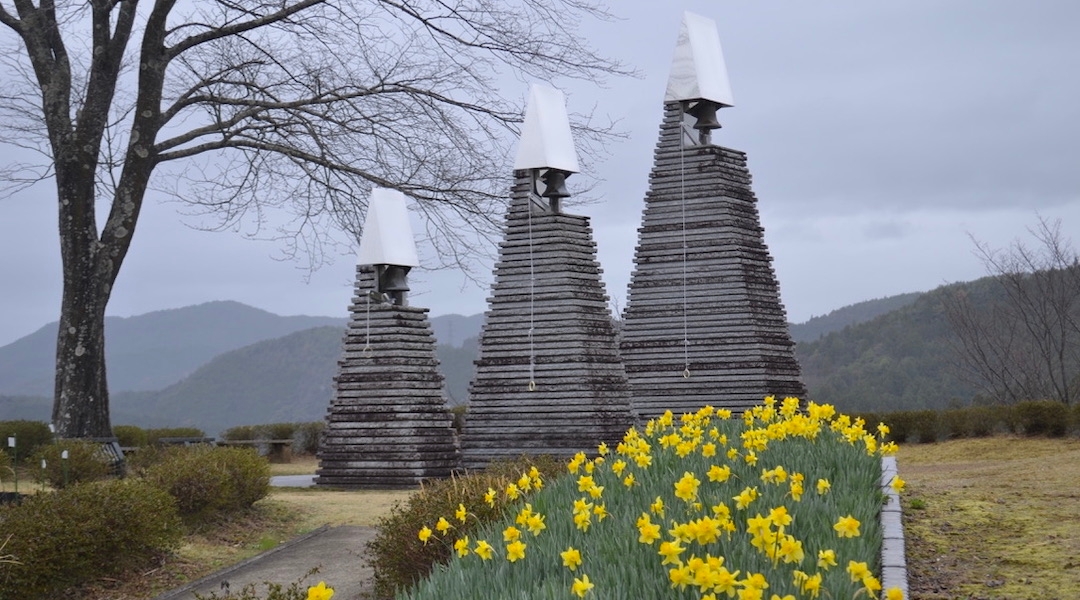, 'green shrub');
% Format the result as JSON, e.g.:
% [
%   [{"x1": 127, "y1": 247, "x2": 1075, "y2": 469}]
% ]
[
  {"x1": 0, "y1": 478, "x2": 182, "y2": 598},
  {"x1": 940, "y1": 408, "x2": 972, "y2": 439},
  {"x1": 1015, "y1": 400, "x2": 1069, "y2": 437},
  {"x1": 222, "y1": 425, "x2": 258, "y2": 441},
  {"x1": 1072, "y1": 403, "x2": 1080, "y2": 435},
  {"x1": 879, "y1": 411, "x2": 914, "y2": 443},
  {"x1": 966, "y1": 406, "x2": 1001, "y2": 437},
  {"x1": 909, "y1": 410, "x2": 941, "y2": 443},
  {"x1": 292, "y1": 422, "x2": 325, "y2": 455},
  {"x1": 30, "y1": 440, "x2": 113, "y2": 489},
  {"x1": 146, "y1": 427, "x2": 207, "y2": 445},
  {"x1": 0, "y1": 421, "x2": 53, "y2": 465},
  {"x1": 367, "y1": 455, "x2": 564, "y2": 599},
  {"x1": 144, "y1": 446, "x2": 270, "y2": 522},
  {"x1": 113, "y1": 424, "x2": 150, "y2": 448},
  {"x1": 0, "y1": 449, "x2": 11, "y2": 486}
]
